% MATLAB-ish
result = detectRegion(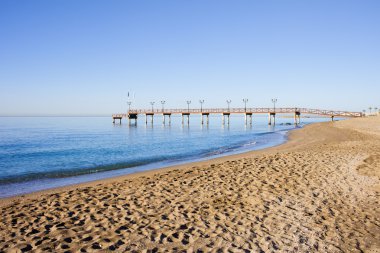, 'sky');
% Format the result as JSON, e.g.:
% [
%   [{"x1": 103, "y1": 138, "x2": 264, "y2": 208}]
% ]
[{"x1": 0, "y1": 1, "x2": 379, "y2": 116}]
